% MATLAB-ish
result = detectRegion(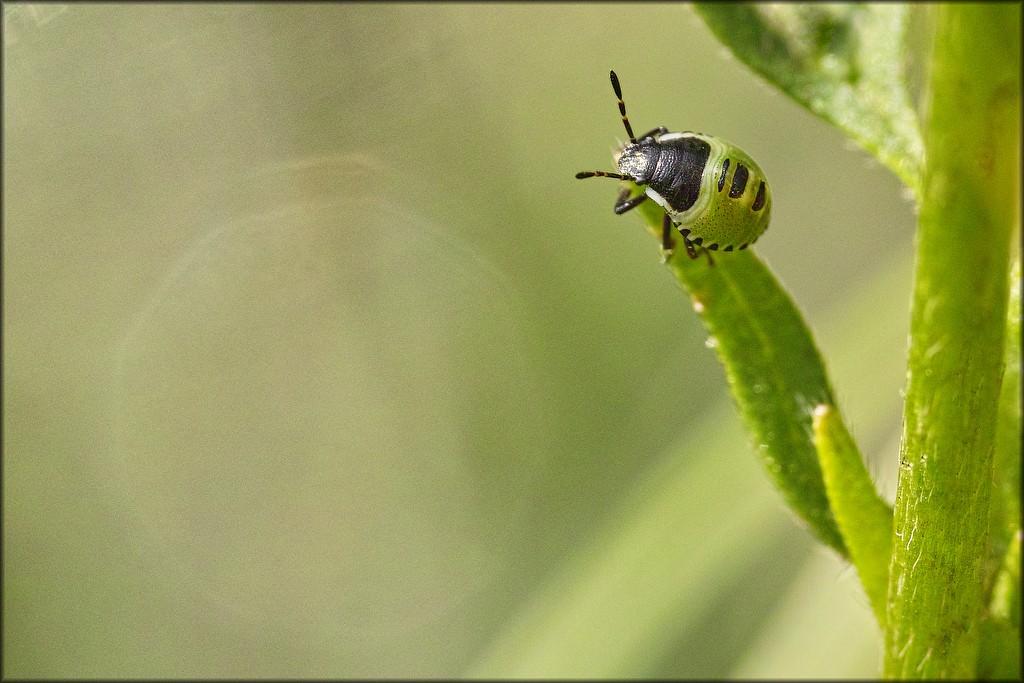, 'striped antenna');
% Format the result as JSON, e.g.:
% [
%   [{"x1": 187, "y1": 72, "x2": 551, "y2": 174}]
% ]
[{"x1": 609, "y1": 71, "x2": 636, "y2": 143}]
